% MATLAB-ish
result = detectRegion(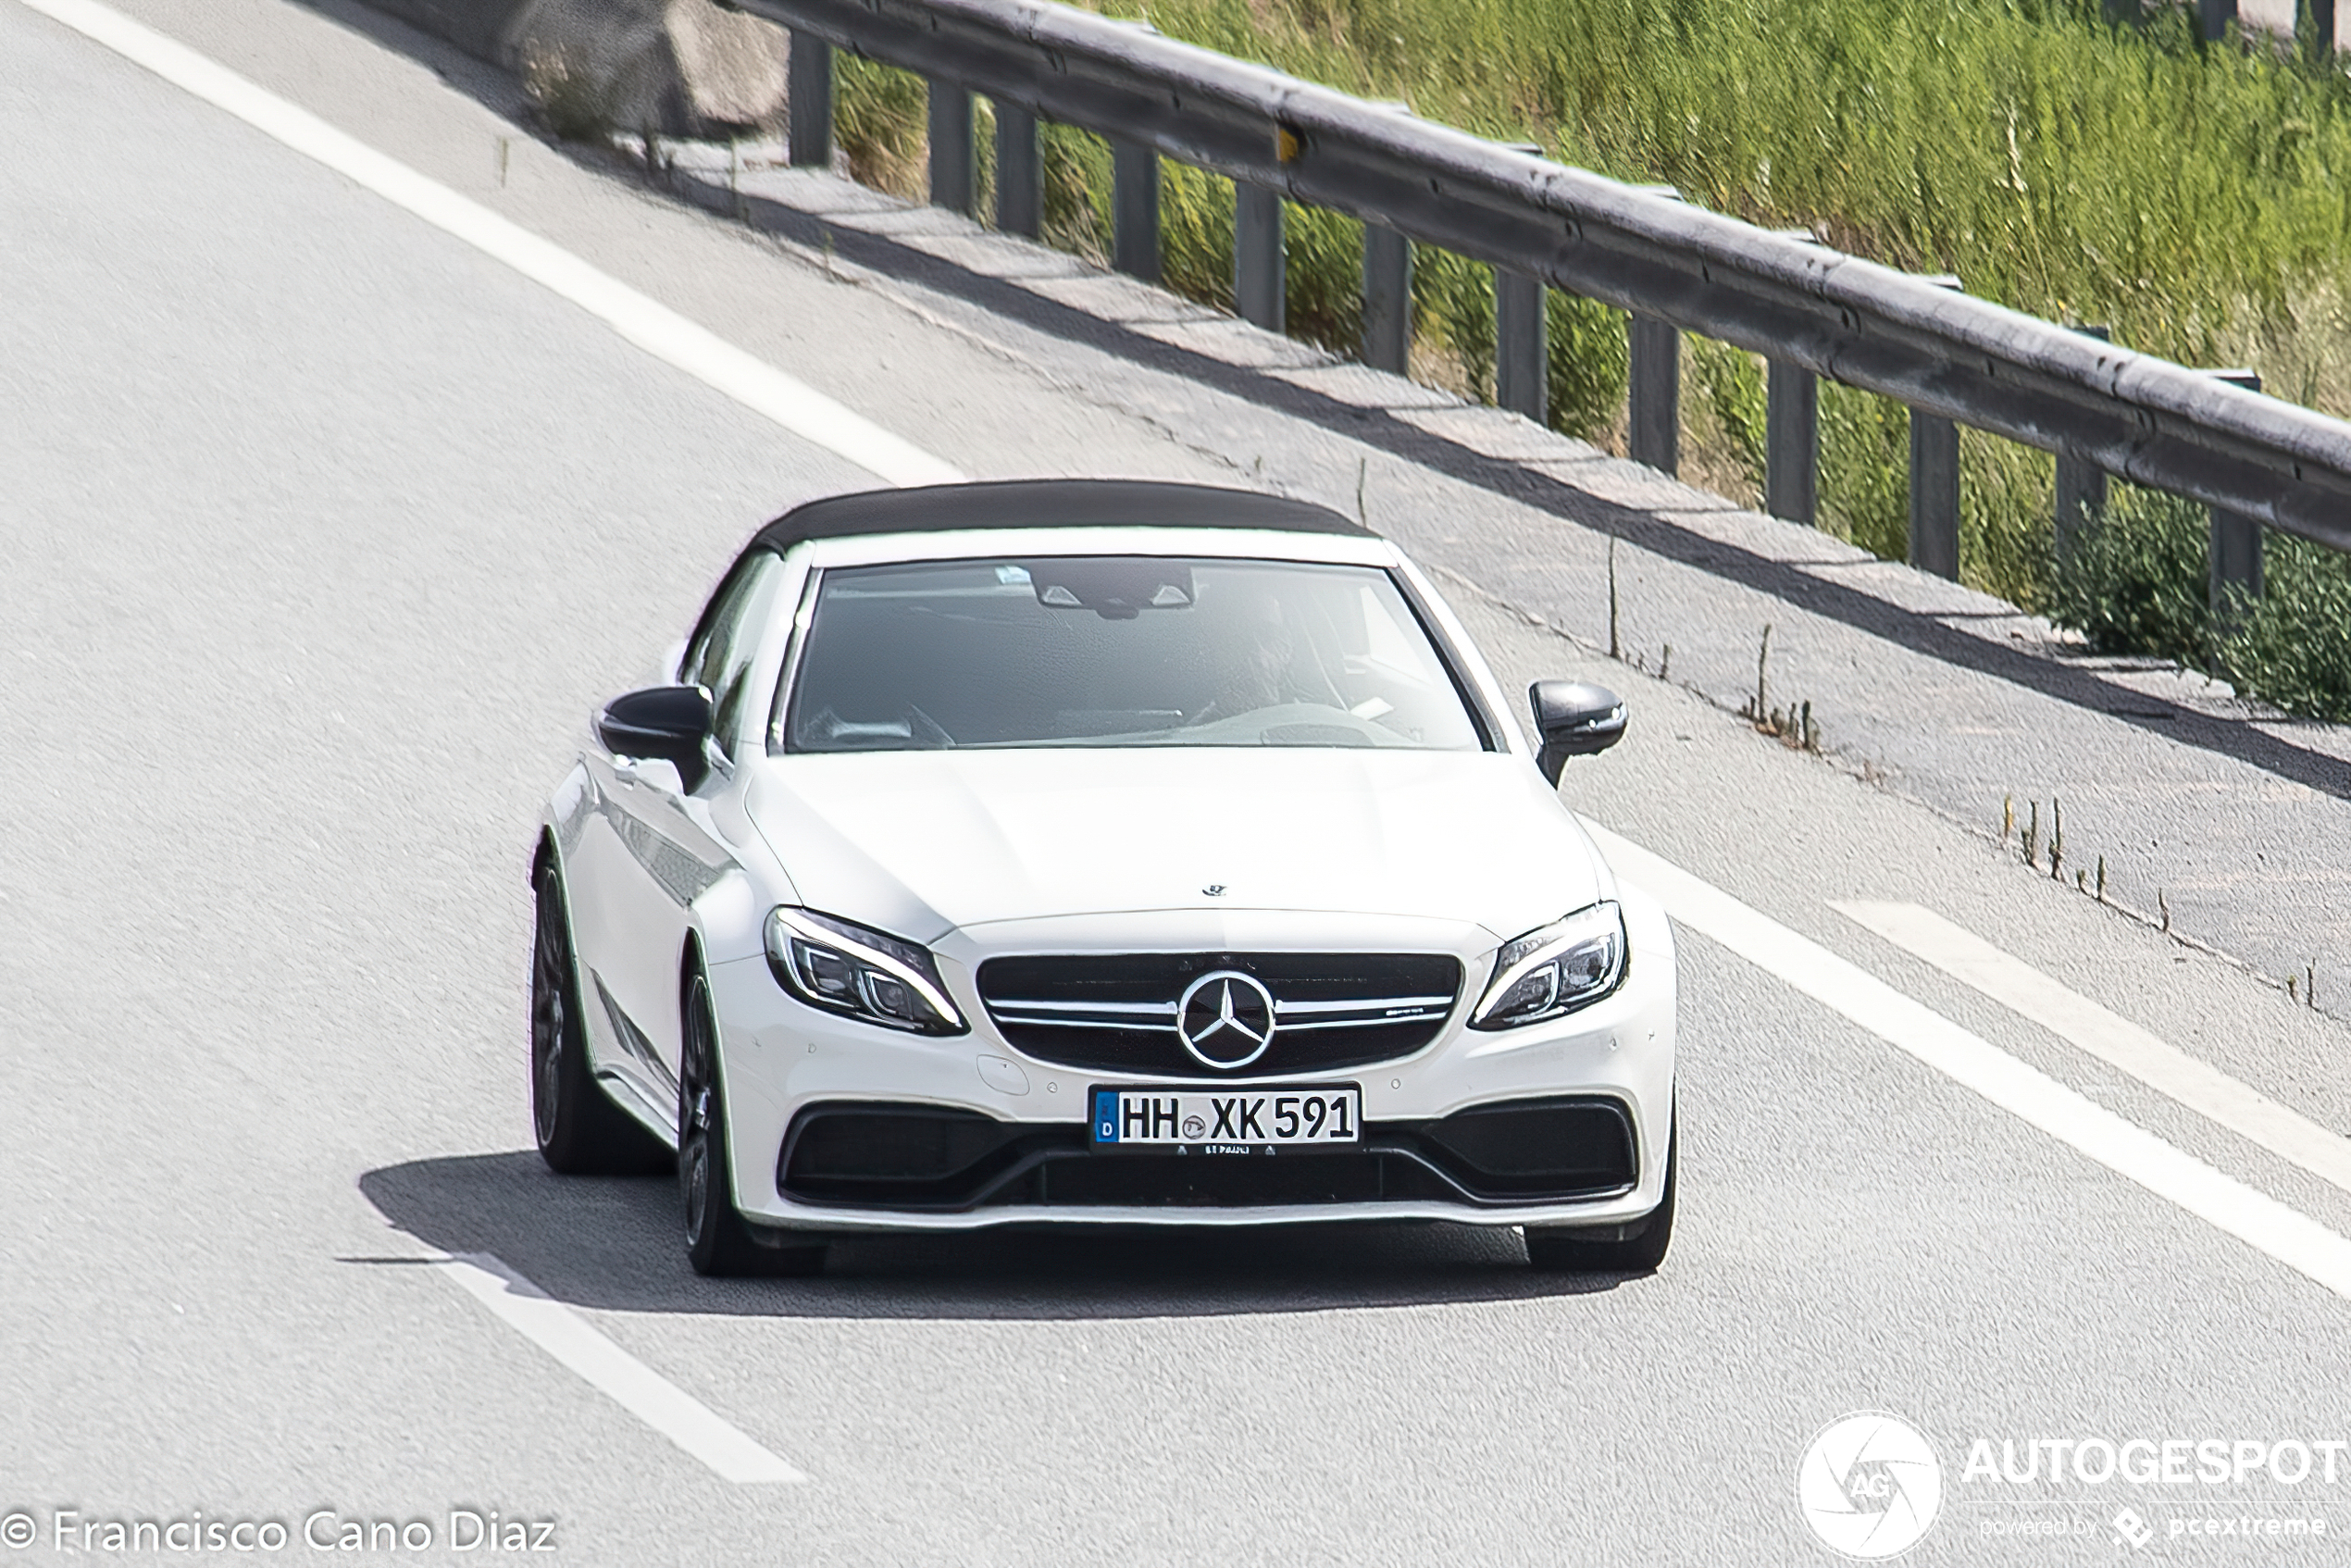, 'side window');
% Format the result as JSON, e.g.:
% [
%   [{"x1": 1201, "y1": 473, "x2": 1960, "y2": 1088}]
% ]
[
  {"x1": 682, "y1": 559, "x2": 758, "y2": 695},
  {"x1": 702, "y1": 555, "x2": 784, "y2": 763}
]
